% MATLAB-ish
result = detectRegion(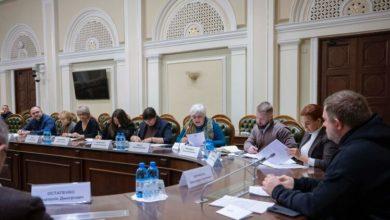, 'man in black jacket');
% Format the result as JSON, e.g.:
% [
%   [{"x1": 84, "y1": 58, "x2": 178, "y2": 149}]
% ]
[
  {"x1": 0, "y1": 120, "x2": 52, "y2": 220},
  {"x1": 262, "y1": 90, "x2": 390, "y2": 219}
]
